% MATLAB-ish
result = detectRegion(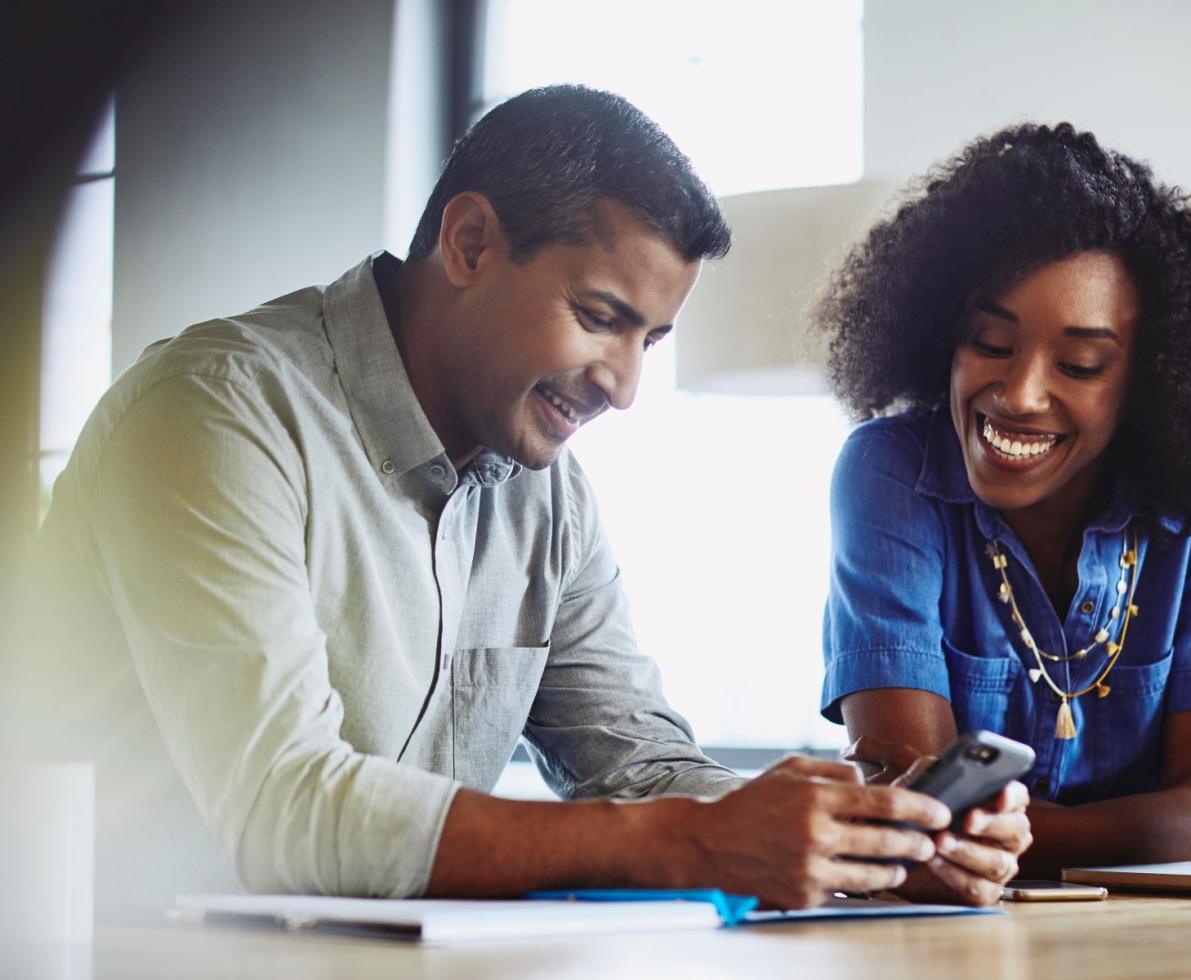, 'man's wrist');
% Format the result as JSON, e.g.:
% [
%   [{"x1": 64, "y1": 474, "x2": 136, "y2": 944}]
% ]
[{"x1": 614, "y1": 794, "x2": 707, "y2": 889}]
